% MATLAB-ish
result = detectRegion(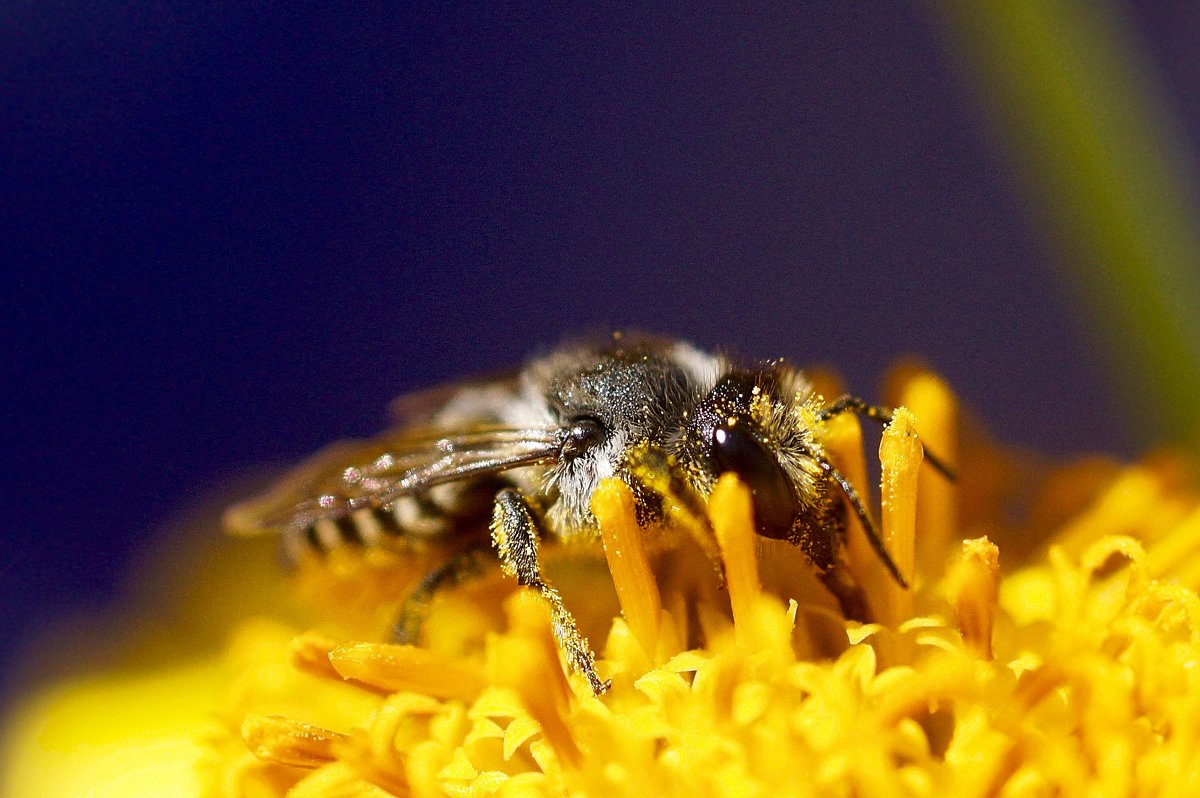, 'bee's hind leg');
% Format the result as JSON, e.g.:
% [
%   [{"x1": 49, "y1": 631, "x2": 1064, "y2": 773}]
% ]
[
  {"x1": 491, "y1": 487, "x2": 610, "y2": 695},
  {"x1": 394, "y1": 546, "x2": 493, "y2": 645}
]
